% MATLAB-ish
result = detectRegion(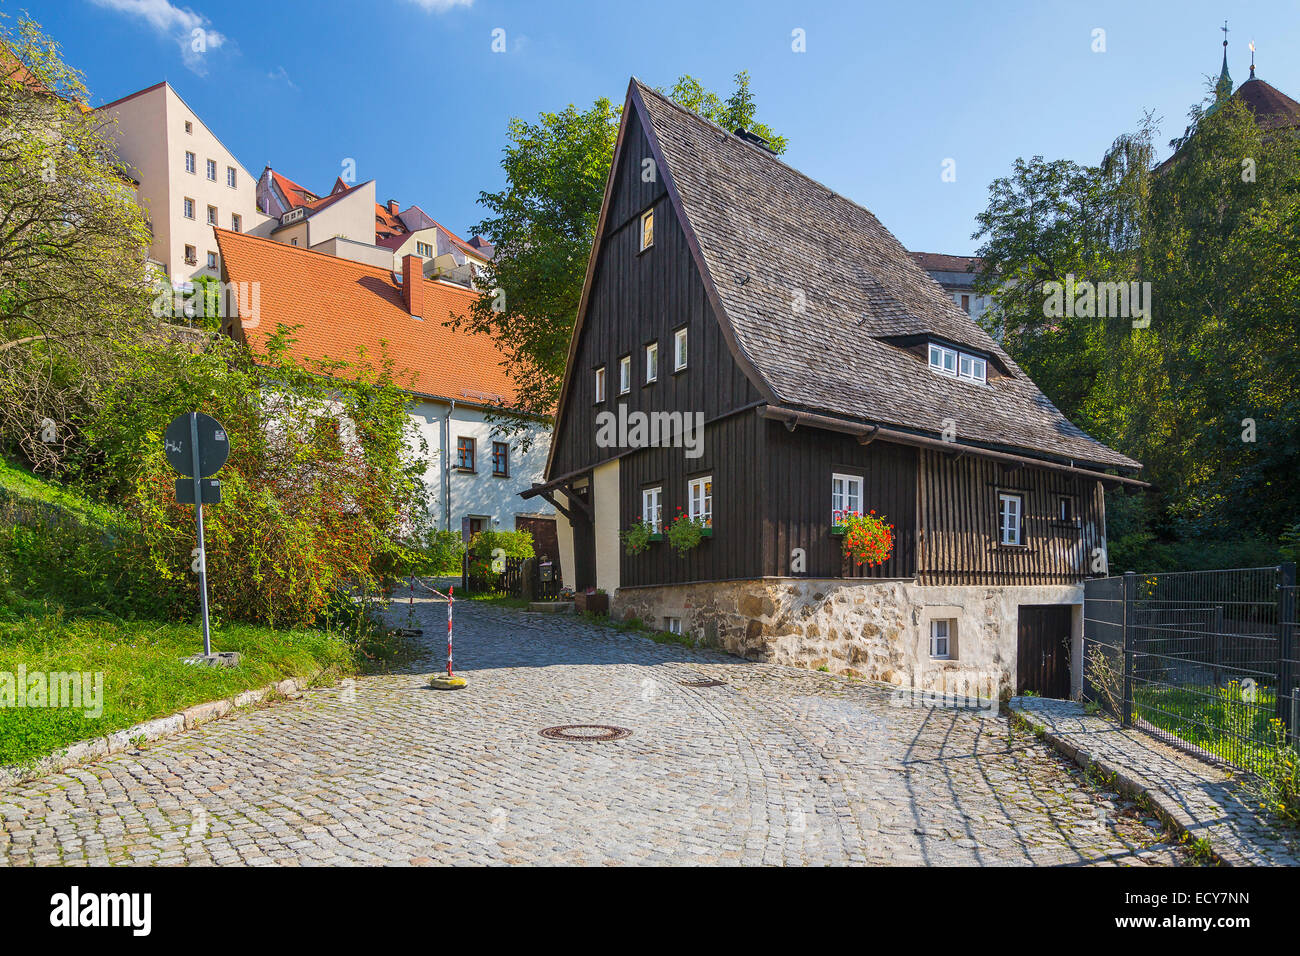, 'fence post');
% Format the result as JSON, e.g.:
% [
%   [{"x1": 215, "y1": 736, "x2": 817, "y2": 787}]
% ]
[
  {"x1": 1122, "y1": 571, "x2": 1135, "y2": 728},
  {"x1": 1278, "y1": 562, "x2": 1296, "y2": 740},
  {"x1": 461, "y1": 551, "x2": 469, "y2": 593},
  {"x1": 521, "y1": 558, "x2": 536, "y2": 602},
  {"x1": 1211, "y1": 605, "x2": 1223, "y2": 689}
]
